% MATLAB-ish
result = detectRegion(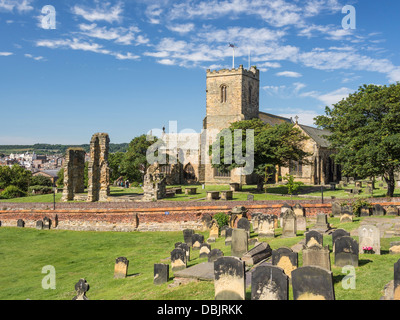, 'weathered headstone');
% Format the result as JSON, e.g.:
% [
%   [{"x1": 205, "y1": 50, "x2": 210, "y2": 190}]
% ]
[
  {"x1": 171, "y1": 248, "x2": 187, "y2": 272},
  {"x1": 201, "y1": 214, "x2": 213, "y2": 229},
  {"x1": 242, "y1": 242, "x2": 272, "y2": 265},
  {"x1": 247, "y1": 194, "x2": 254, "y2": 201},
  {"x1": 237, "y1": 217, "x2": 250, "y2": 237},
  {"x1": 390, "y1": 242, "x2": 400, "y2": 255},
  {"x1": 231, "y1": 228, "x2": 248, "y2": 258},
  {"x1": 17, "y1": 219, "x2": 24, "y2": 228},
  {"x1": 312, "y1": 213, "x2": 330, "y2": 232},
  {"x1": 293, "y1": 204, "x2": 305, "y2": 217},
  {"x1": 358, "y1": 225, "x2": 381, "y2": 255},
  {"x1": 394, "y1": 259, "x2": 400, "y2": 300},
  {"x1": 208, "y1": 249, "x2": 224, "y2": 263},
  {"x1": 220, "y1": 225, "x2": 228, "y2": 238},
  {"x1": 305, "y1": 230, "x2": 323, "y2": 248},
  {"x1": 225, "y1": 227, "x2": 233, "y2": 246},
  {"x1": 176, "y1": 242, "x2": 190, "y2": 262},
  {"x1": 331, "y1": 229, "x2": 350, "y2": 252},
  {"x1": 334, "y1": 236, "x2": 359, "y2": 267},
  {"x1": 271, "y1": 247, "x2": 298, "y2": 278},
  {"x1": 154, "y1": 264, "x2": 169, "y2": 285},
  {"x1": 251, "y1": 265, "x2": 288, "y2": 300},
  {"x1": 183, "y1": 229, "x2": 195, "y2": 247},
  {"x1": 114, "y1": 257, "x2": 129, "y2": 279},
  {"x1": 43, "y1": 217, "x2": 51, "y2": 230},
  {"x1": 72, "y1": 279, "x2": 89, "y2": 300},
  {"x1": 292, "y1": 266, "x2": 335, "y2": 300},
  {"x1": 192, "y1": 234, "x2": 205, "y2": 250},
  {"x1": 360, "y1": 206, "x2": 371, "y2": 217},
  {"x1": 387, "y1": 205, "x2": 399, "y2": 216},
  {"x1": 302, "y1": 245, "x2": 331, "y2": 271},
  {"x1": 340, "y1": 210, "x2": 353, "y2": 223},
  {"x1": 199, "y1": 243, "x2": 211, "y2": 259},
  {"x1": 258, "y1": 214, "x2": 275, "y2": 238},
  {"x1": 281, "y1": 209, "x2": 297, "y2": 238},
  {"x1": 36, "y1": 220, "x2": 44, "y2": 230},
  {"x1": 296, "y1": 216, "x2": 307, "y2": 232},
  {"x1": 373, "y1": 204, "x2": 385, "y2": 216},
  {"x1": 332, "y1": 201, "x2": 341, "y2": 217},
  {"x1": 209, "y1": 219, "x2": 219, "y2": 240},
  {"x1": 214, "y1": 257, "x2": 245, "y2": 300},
  {"x1": 229, "y1": 206, "x2": 248, "y2": 228}
]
